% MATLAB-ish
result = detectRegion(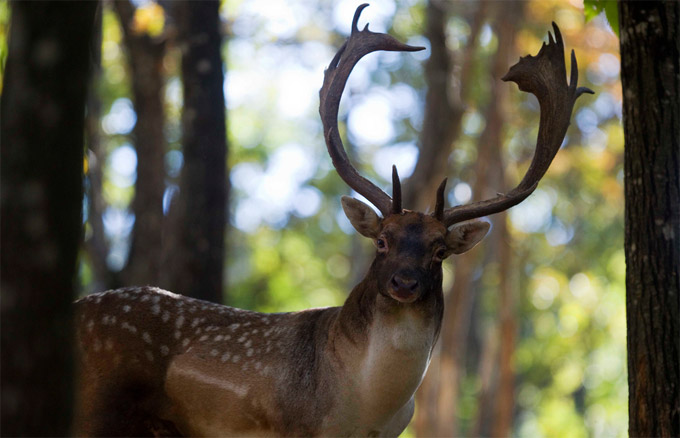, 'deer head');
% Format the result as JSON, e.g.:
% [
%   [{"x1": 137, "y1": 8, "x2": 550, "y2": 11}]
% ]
[{"x1": 320, "y1": 4, "x2": 593, "y2": 306}]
